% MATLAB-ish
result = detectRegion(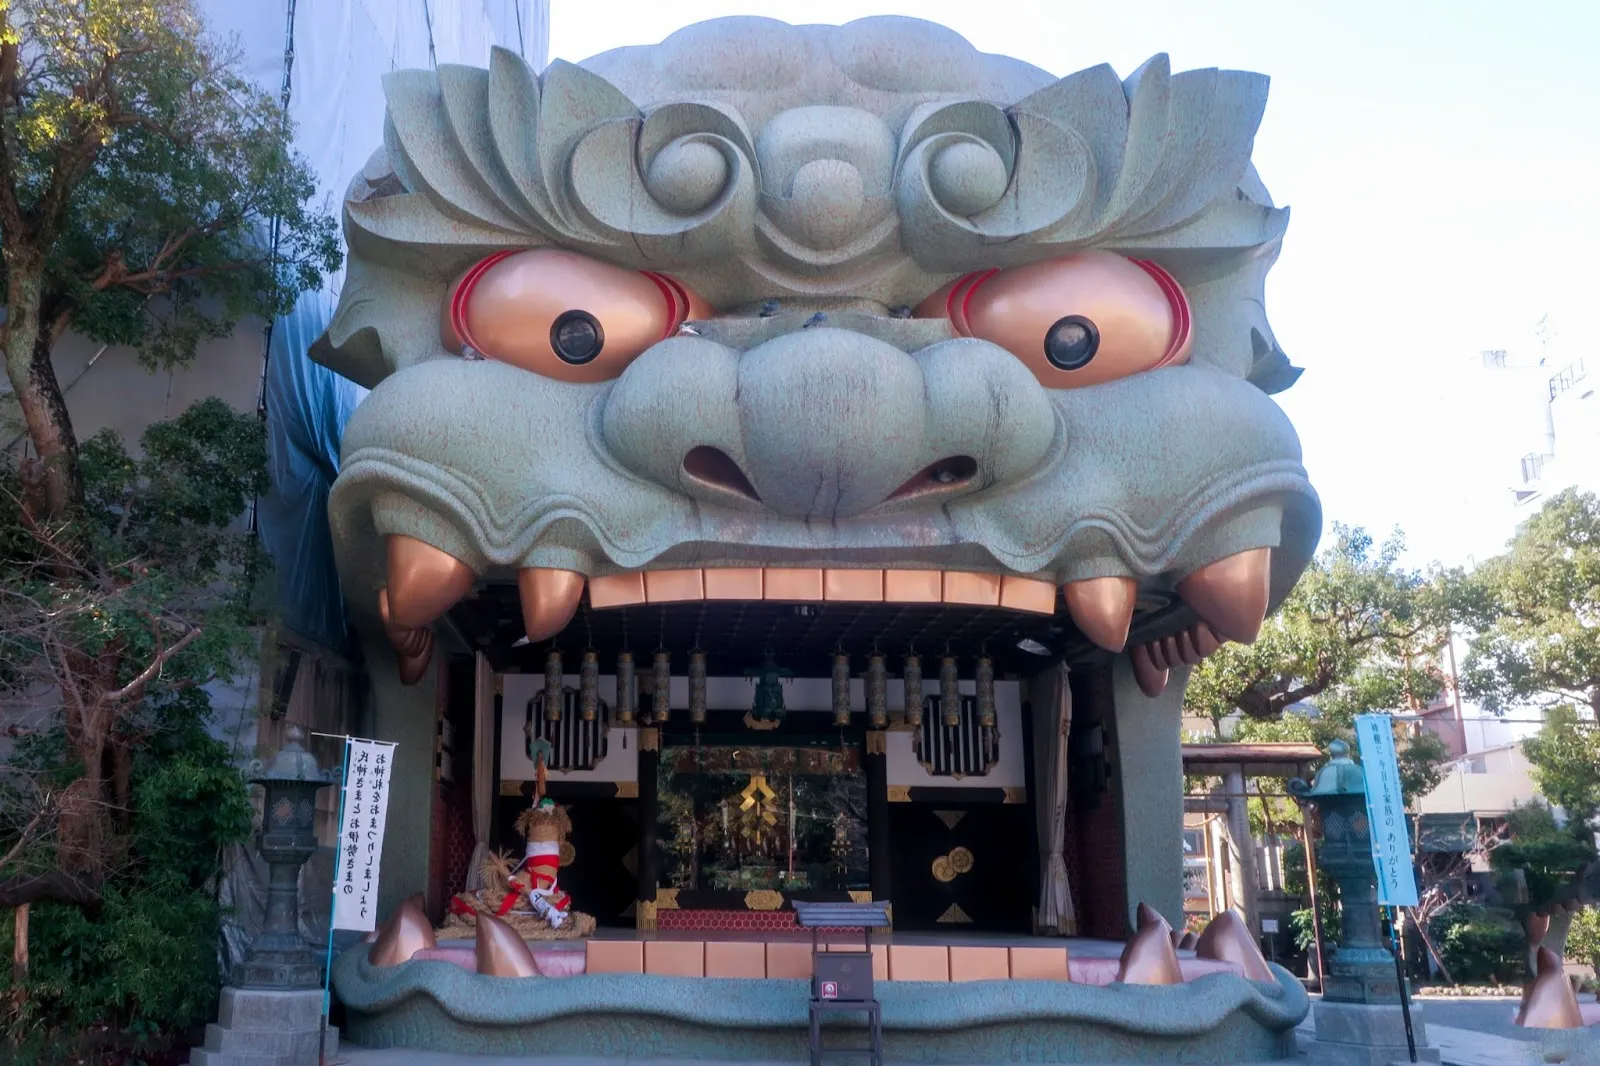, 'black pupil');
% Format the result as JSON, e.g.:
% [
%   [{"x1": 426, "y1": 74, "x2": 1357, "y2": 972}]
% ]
[
  {"x1": 1044, "y1": 315, "x2": 1099, "y2": 371},
  {"x1": 551, "y1": 310, "x2": 604, "y2": 364}
]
